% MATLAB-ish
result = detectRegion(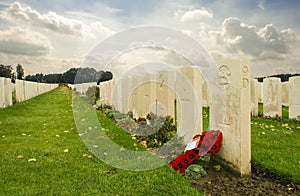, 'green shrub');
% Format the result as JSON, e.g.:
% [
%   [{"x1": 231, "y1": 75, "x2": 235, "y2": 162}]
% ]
[{"x1": 85, "y1": 86, "x2": 100, "y2": 104}]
